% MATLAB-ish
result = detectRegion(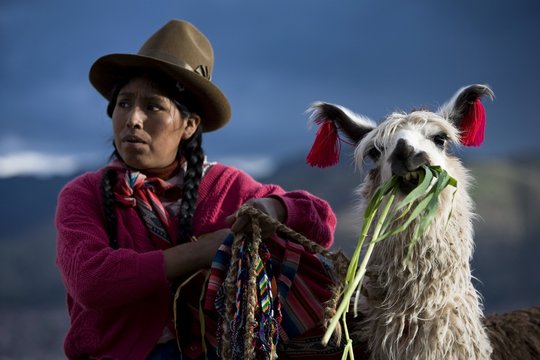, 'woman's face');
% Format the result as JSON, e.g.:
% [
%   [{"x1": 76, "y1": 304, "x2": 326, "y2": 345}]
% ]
[{"x1": 111, "y1": 77, "x2": 200, "y2": 170}]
